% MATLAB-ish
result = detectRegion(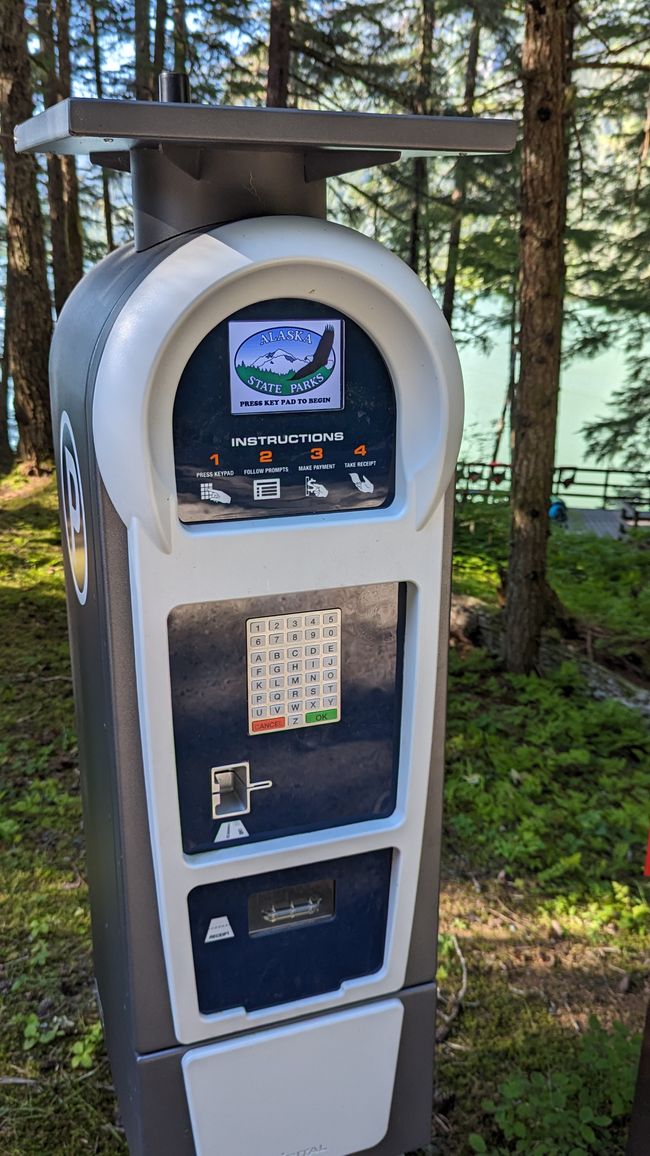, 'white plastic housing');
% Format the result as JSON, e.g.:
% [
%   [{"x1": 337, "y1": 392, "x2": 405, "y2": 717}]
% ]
[{"x1": 92, "y1": 217, "x2": 463, "y2": 1046}]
